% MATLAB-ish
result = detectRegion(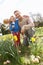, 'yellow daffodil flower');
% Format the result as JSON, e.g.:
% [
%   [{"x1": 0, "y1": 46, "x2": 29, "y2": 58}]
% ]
[
  {"x1": 13, "y1": 35, "x2": 18, "y2": 41},
  {"x1": 31, "y1": 37, "x2": 36, "y2": 43},
  {"x1": 3, "y1": 37, "x2": 6, "y2": 41}
]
